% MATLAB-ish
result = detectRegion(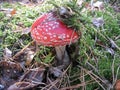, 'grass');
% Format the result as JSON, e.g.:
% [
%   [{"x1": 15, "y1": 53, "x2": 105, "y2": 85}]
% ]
[{"x1": 0, "y1": 0, "x2": 120, "y2": 90}]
